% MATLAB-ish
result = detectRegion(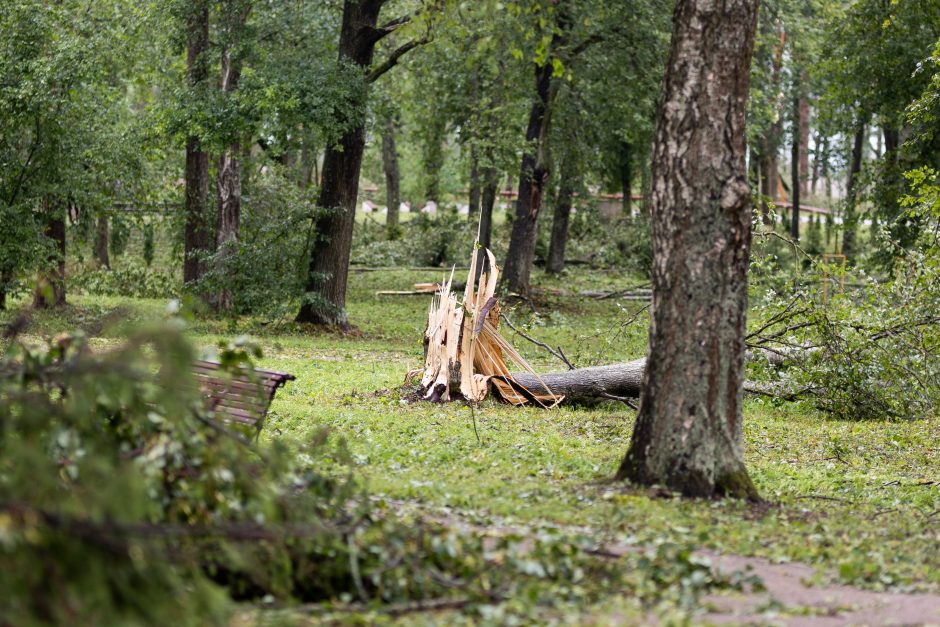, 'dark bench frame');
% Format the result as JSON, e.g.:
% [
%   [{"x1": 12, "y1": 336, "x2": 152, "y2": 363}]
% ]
[{"x1": 192, "y1": 360, "x2": 295, "y2": 432}]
